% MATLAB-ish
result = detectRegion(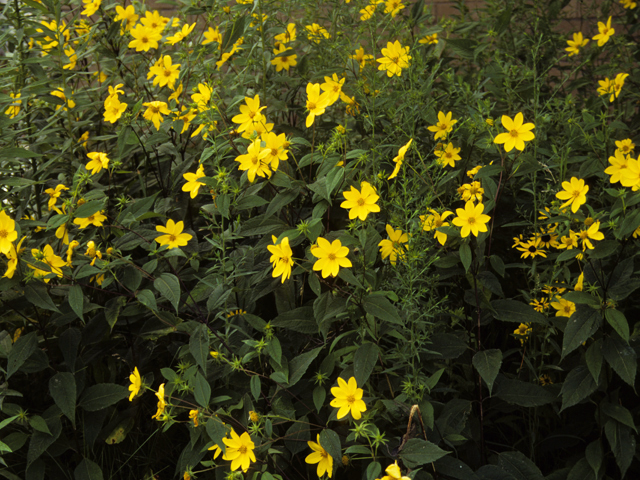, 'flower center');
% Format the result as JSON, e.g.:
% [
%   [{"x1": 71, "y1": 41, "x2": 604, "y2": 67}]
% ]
[
  {"x1": 510, "y1": 129, "x2": 519, "y2": 138},
  {"x1": 271, "y1": 148, "x2": 279, "y2": 156},
  {"x1": 169, "y1": 234, "x2": 176, "y2": 242},
  {"x1": 571, "y1": 189, "x2": 581, "y2": 199},
  {"x1": 251, "y1": 156, "x2": 259, "y2": 165},
  {"x1": 0, "y1": 229, "x2": 7, "y2": 239},
  {"x1": 346, "y1": 394, "x2": 355, "y2": 403},
  {"x1": 151, "y1": 106, "x2": 159, "y2": 114},
  {"x1": 467, "y1": 216, "x2": 476, "y2": 225},
  {"x1": 239, "y1": 445, "x2": 247, "y2": 455},
  {"x1": 563, "y1": 305, "x2": 571, "y2": 314},
  {"x1": 308, "y1": 101, "x2": 316, "y2": 110},
  {"x1": 541, "y1": 235, "x2": 551, "y2": 242},
  {"x1": 328, "y1": 253, "x2": 336, "y2": 261},
  {"x1": 141, "y1": 36, "x2": 149, "y2": 43},
  {"x1": 357, "y1": 198, "x2": 365, "y2": 206},
  {"x1": 528, "y1": 246, "x2": 536, "y2": 253}
]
